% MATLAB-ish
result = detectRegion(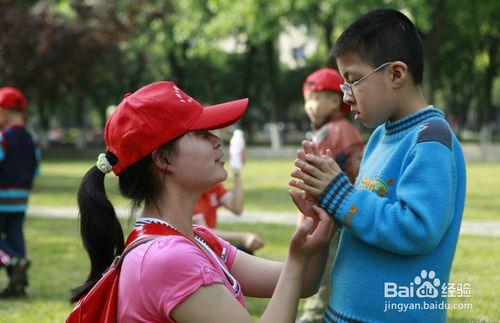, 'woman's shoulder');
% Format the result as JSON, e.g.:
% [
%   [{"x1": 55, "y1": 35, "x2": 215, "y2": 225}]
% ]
[{"x1": 121, "y1": 232, "x2": 227, "y2": 321}]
